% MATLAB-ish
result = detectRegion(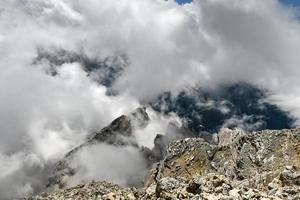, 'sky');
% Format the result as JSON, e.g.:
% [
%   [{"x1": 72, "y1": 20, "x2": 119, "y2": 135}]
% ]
[
  {"x1": 175, "y1": 0, "x2": 300, "y2": 21},
  {"x1": 1, "y1": 0, "x2": 300, "y2": 199},
  {"x1": 280, "y1": 0, "x2": 300, "y2": 7},
  {"x1": 175, "y1": 0, "x2": 193, "y2": 4},
  {"x1": 176, "y1": 0, "x2": 300, "y2": 7}
]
